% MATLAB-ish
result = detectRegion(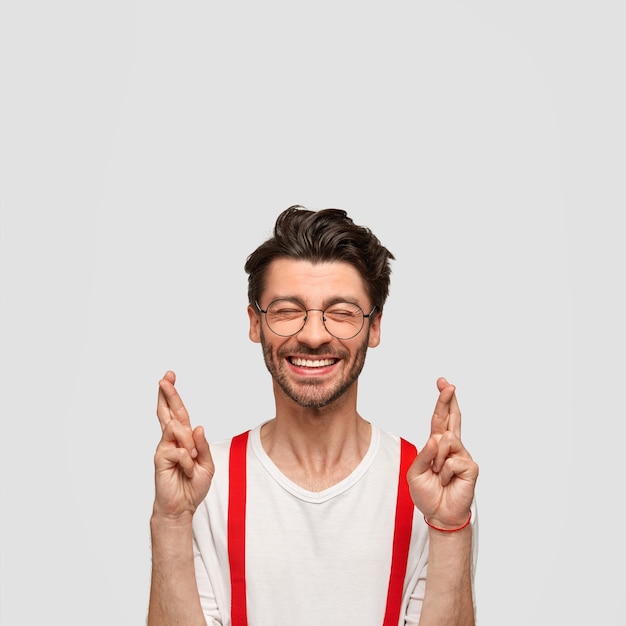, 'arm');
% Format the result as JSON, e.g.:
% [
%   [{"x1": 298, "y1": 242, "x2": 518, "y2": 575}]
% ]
[
  {"x1": 148, "y1": 371, "x2": 214, "y2": 626},
  {"x1": 407, "y1": 378, "x2": 479, "y2": 626},
  {"x1": 418, "y1": 522, "x2": 475, "y2": 626},
  {"x1": 149, "y1": 515, "x2": 206, "y2": 626}
]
